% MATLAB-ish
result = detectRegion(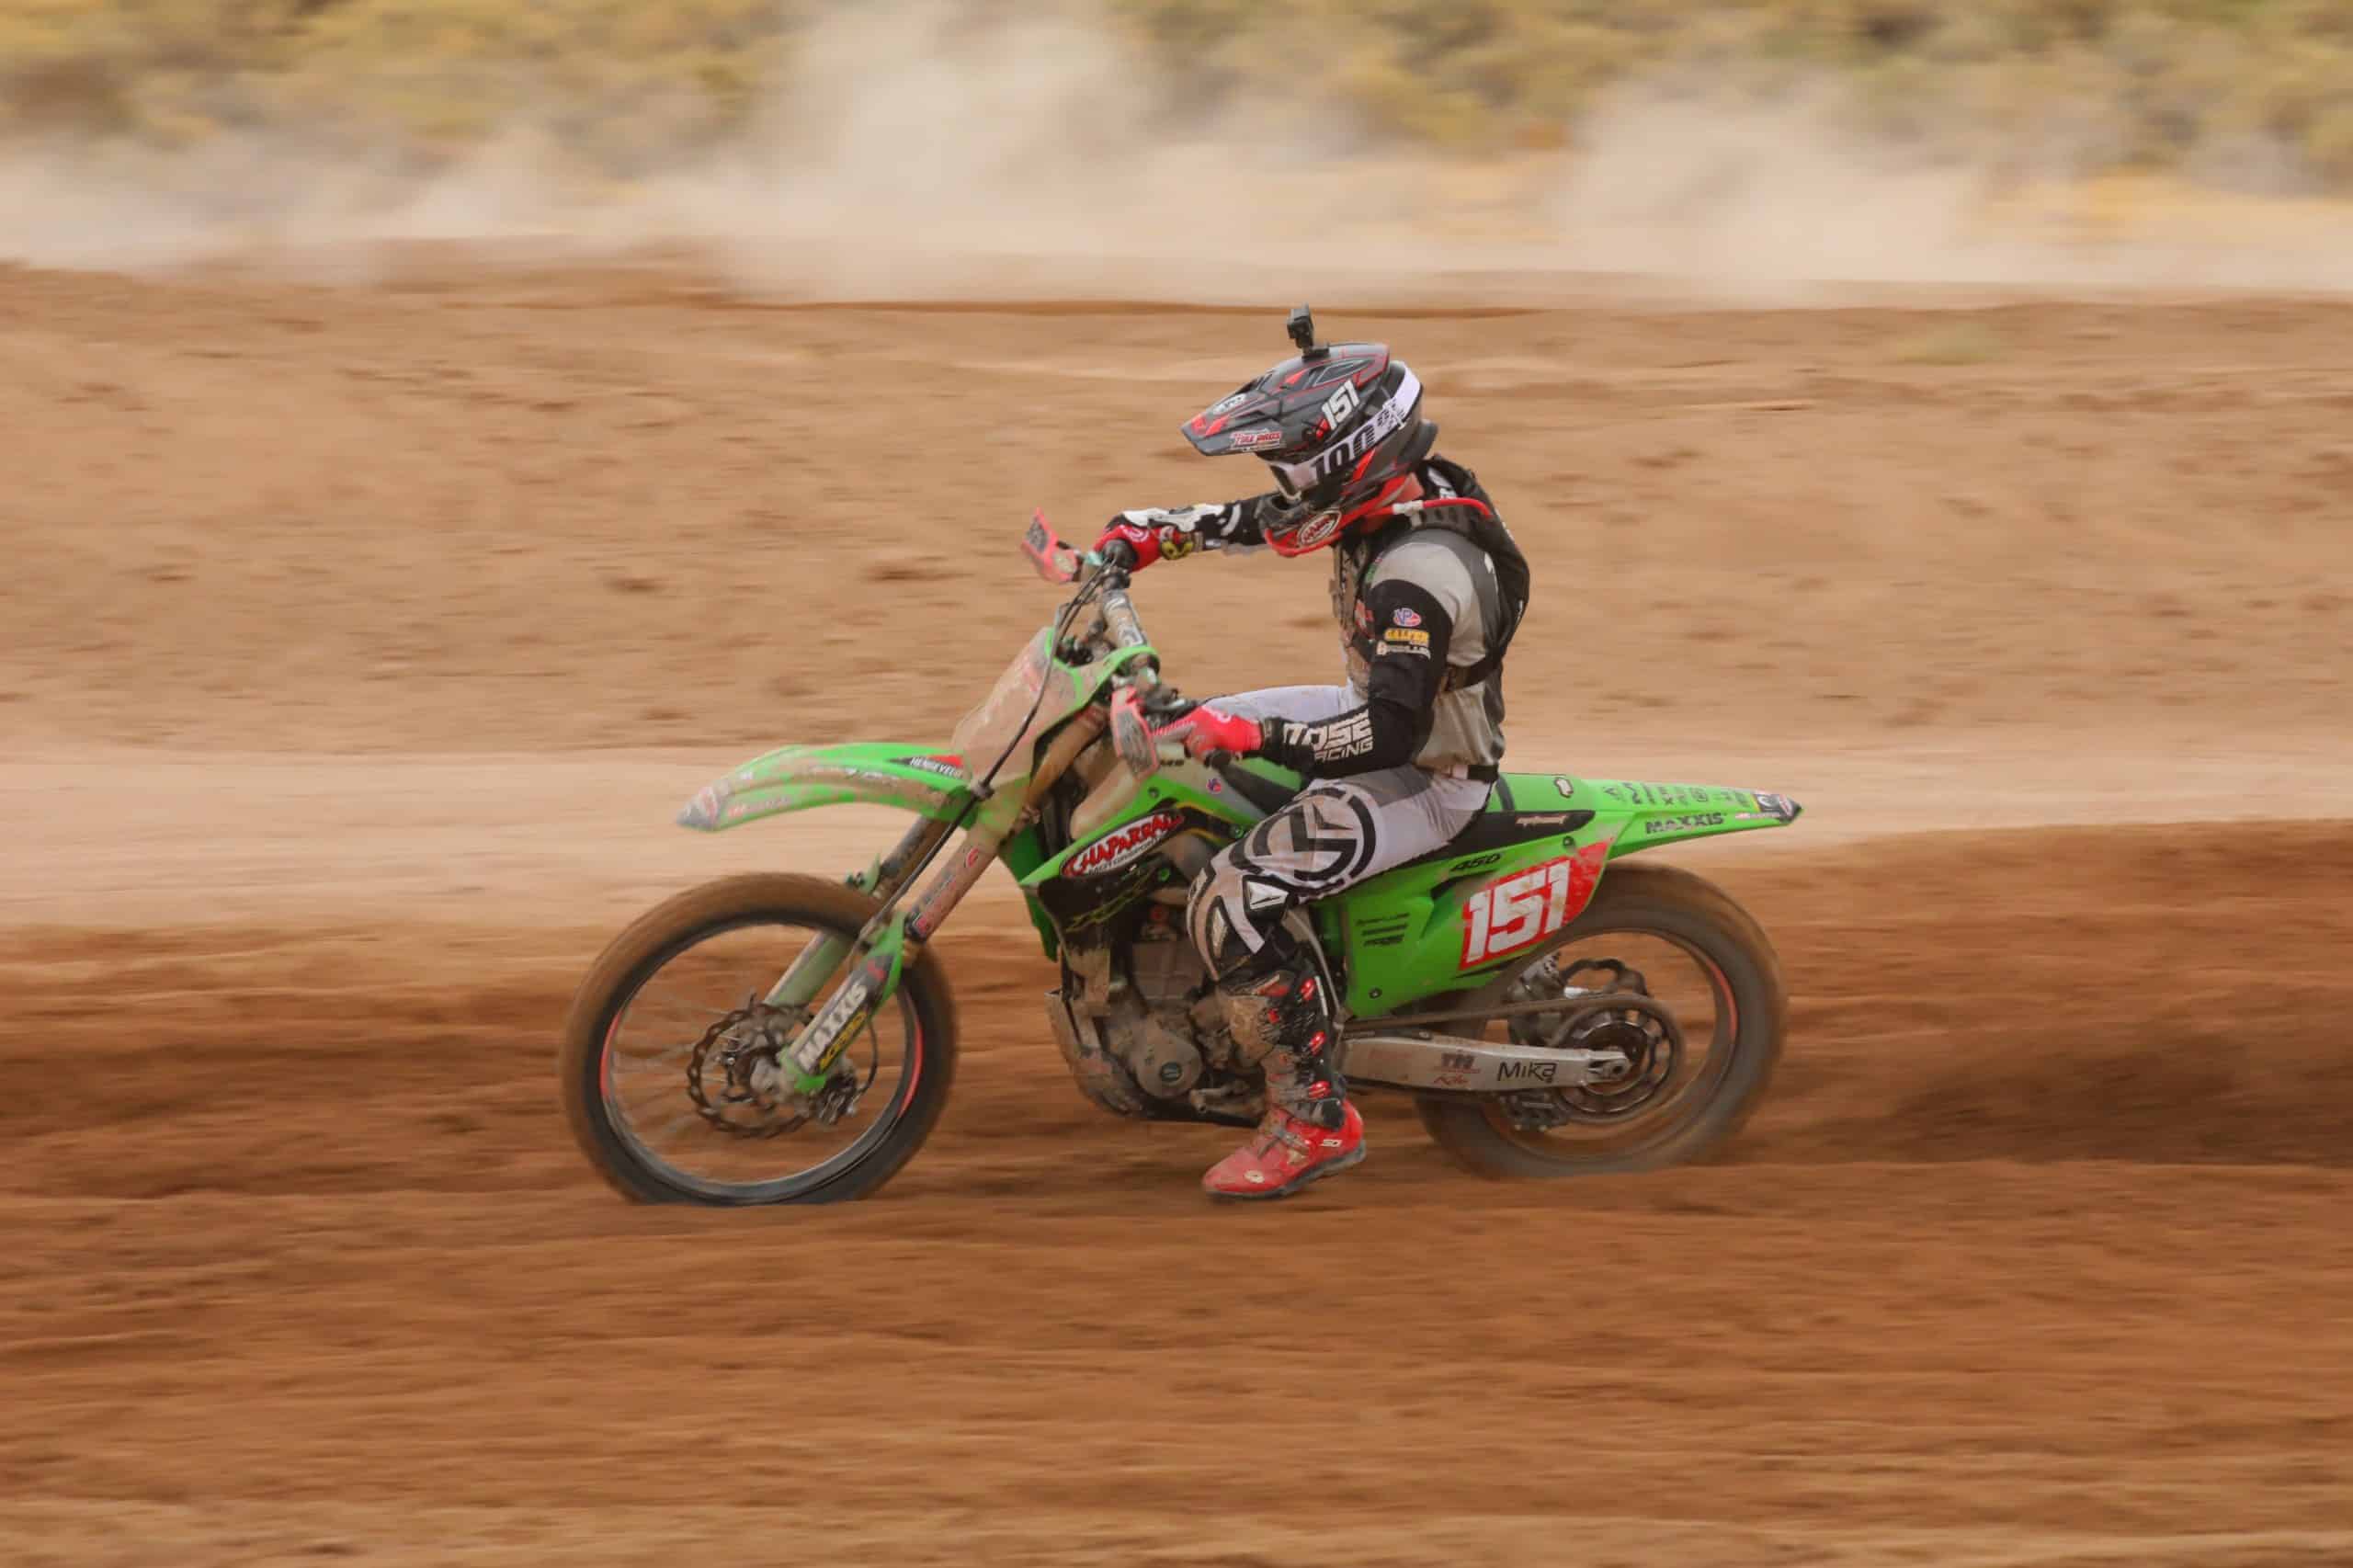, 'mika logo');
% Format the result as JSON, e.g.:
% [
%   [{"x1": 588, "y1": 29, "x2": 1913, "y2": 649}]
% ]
[{"x1": 1068, "y1": 812, "x2": 1182, "y2": 878}]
